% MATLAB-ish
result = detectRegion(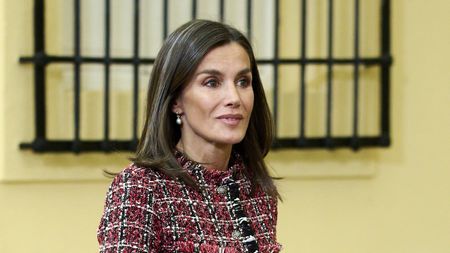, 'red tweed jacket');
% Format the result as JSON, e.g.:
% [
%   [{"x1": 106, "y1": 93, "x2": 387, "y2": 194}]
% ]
[{"x1": 97, "y1": 152, "x2": 281, "y2": 253}]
